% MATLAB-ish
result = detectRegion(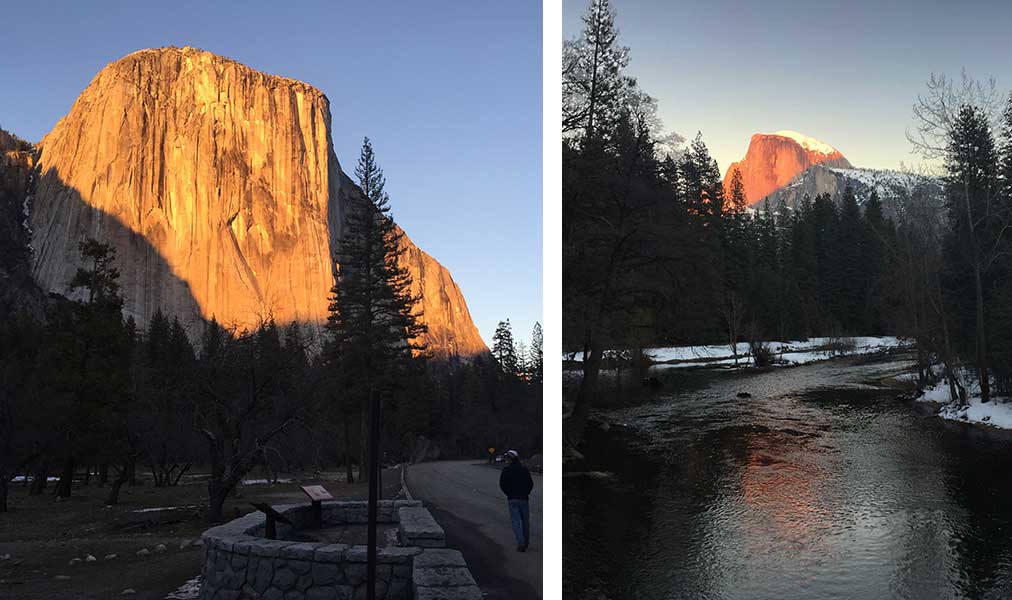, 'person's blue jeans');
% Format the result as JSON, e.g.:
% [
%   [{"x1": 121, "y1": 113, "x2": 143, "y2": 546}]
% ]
[{"x1": 508, "y1": 498, "x2": 530, "y2": 546}]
